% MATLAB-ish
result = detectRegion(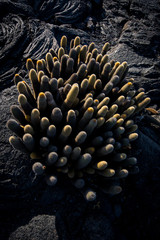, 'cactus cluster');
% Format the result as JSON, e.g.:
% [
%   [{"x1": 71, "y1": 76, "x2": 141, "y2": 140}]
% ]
[{"x1": 7, "y1": 35, "x2": 151, "y2": 201}]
